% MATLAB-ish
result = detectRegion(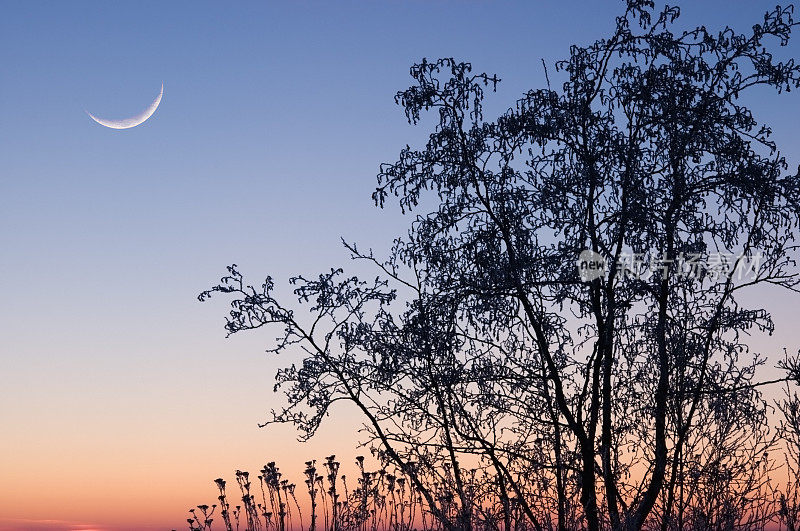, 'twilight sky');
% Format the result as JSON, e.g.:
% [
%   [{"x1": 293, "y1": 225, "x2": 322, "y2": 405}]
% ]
[{"x1": 1, "y1": 1, "x2": 799, "y2": 530}]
